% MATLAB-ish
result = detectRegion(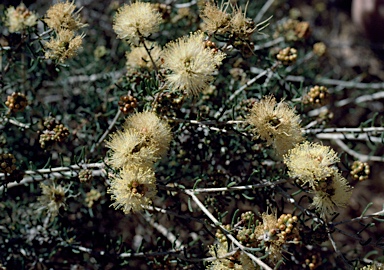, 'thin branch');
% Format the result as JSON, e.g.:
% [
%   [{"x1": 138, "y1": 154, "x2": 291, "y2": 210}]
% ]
[
  {"x1": 332, "y1": 209, "x2": 384, "y2": 226},
  {"x1": 254, "y1": 0, "x2": 275, "y2": 23},
  {"x1": 315, "y1": 133, "x2": 382, "y2": 143},
  {"x1": 333, "y1": 139, "x2": 384, "y2": 162},
  {"x1": 184, "y1": 189, "x2": 273, "y2": 270},
  {"x1": 143, "y1": 205, "x2": 208, "y2": 225},
  {"x1": 303, "y1": 127, "x2": 384, "y2": 134},
  {"x1": 188, "y1": 179, "x2": 287, "y2": 193},
  {"x1": 141, "y1": 213, "x2": 184, "y2": 249},
  {"x1": 0, "y1": 163, "x2": 106, "y2": 192},
  {"x1": 90, "y1": 109, "x2": 121, "y2": 153},
  {"x1": 327, "y1": 227, "x2": 353, "y2": 270},
  {"x1": 253, "y1": 37, "x2": 284, "y2": 51},
  {"x1": 43, "y1": 69, "x2": 125, "y2": 87},
  {"x1": 214, "y1": 63, "x2": 278, "y2": 119}
]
